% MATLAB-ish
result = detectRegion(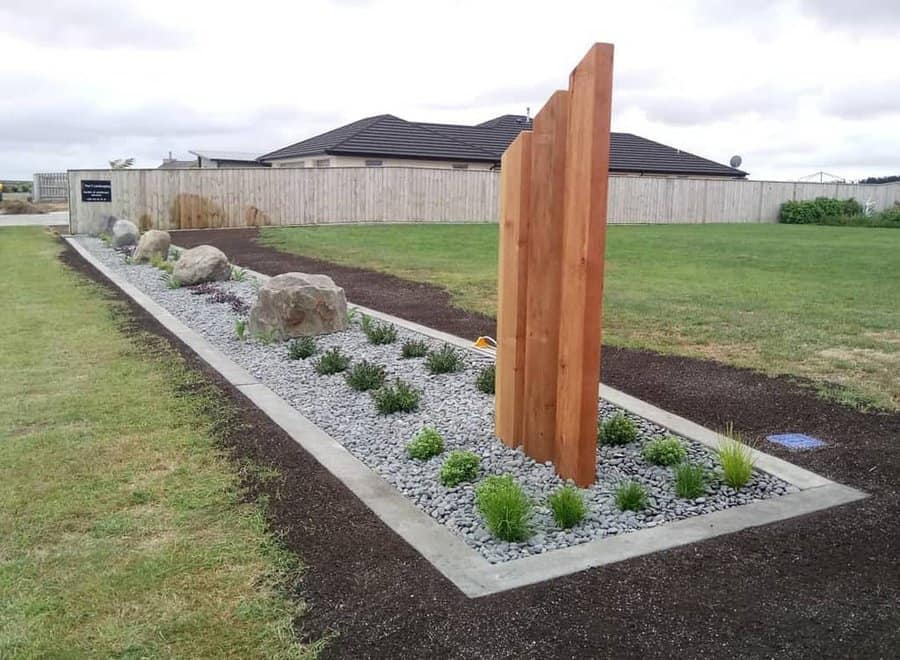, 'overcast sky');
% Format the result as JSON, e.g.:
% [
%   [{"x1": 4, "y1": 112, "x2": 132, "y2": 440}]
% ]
[{"x1": 2, "y1": 0, "x2": 898, "y2": 181}]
